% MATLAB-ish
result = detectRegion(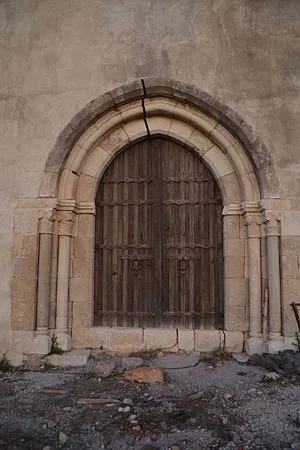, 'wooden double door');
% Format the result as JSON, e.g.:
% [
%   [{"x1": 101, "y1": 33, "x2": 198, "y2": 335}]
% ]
[{"x1": 94, "y1": 138, "x2": 223, "y2": 329}]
